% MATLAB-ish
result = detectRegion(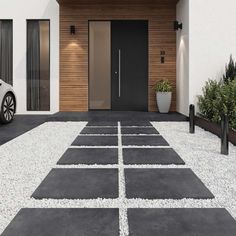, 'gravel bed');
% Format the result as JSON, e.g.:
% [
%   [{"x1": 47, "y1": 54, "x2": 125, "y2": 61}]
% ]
[
  {"x1": 152, "y1": 122, "x2": 236, "y2": 218},
  {"x1": 0, "y1": 121, "x2": 236, "y2": 235},
  {"x1": 0, "y1": 122, "x2": 86, "y2": 234}
]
